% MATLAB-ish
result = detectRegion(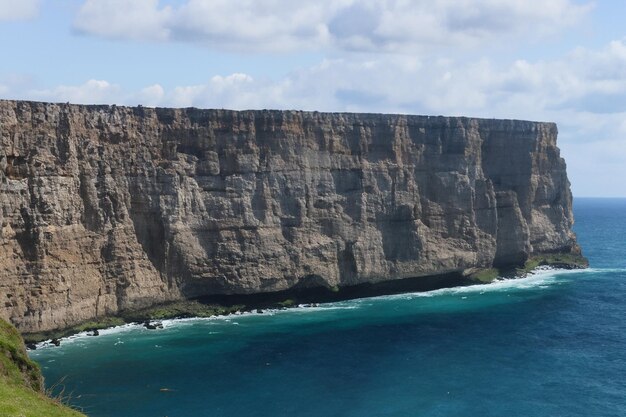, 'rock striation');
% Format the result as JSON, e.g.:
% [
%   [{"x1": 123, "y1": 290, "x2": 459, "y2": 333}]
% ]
[{"x1": 0, "y1": 100, "x2": 582, "y2": 334}]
